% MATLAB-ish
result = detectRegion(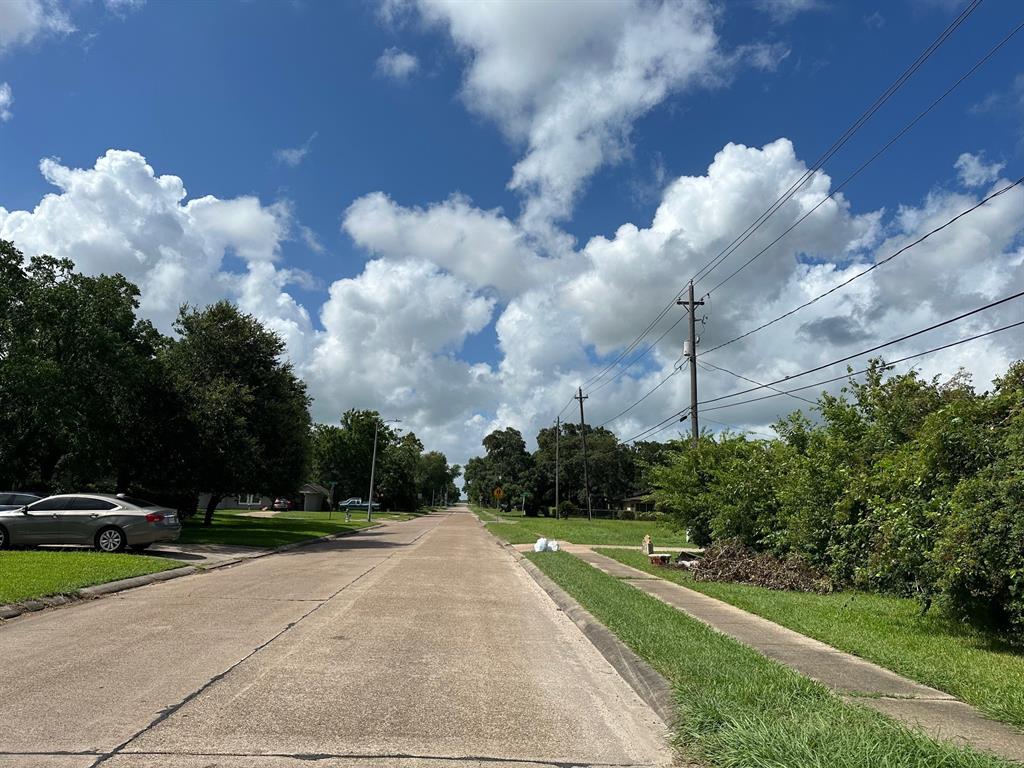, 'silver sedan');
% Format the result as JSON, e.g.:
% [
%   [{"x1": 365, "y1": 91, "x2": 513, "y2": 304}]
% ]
[{"x1": 0, "y1": 494, "x2": 182, "y2": 553}]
